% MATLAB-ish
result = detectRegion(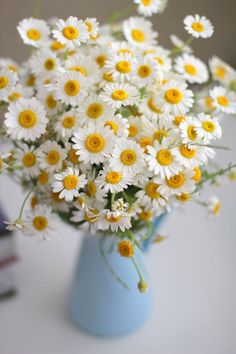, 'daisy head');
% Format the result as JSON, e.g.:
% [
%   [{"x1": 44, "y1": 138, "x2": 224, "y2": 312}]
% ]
[
  {"x1": 99, "y1": 210, "x2": 132, "y2": 233},
  {"x1": 65, "y1": 54, "x2": 99, "y2": 84},
  {"x1": 105, "y1": 53, "x2": 135, "y2": 82},
  {"x1": 207, "y1": 196, "x2": 221, "y2": 216},
  {"x1": 179, "y1": 115, "x2": 200, "y2": 145},
  {"x1": 71, "y1": 206, "x2": 100, "y2": 234},
  {"x1": 5, "y1": 97, "x2": 48, "y2": 141},
  {"x1": 134, "y1": 0, "x2": 167, "y2": 17},
  {"x1": 29, "y1": 49, "x2": 60, "y2": 77},
  {"x1": 99, "y1": 83, "x2": 139, "y2": 109},
  {"x1": 14, "y1": 143, "x2": 39, "y2": 179},
  {"x1": 157, "y1": 168, "x2": 196, "y2": 197},
  {"x1": 52, "y1": 16, "x2": 89, "y2": 50},
  {"x1": 0, "y1": 68, "x2": 18, "y2": 101},
  {"x1": 123, "y1": 17, "x2": 158, "y2": 48},
  {"x1": 17, "y1": 18, "x2": 50, "y2": 47},
  {"x1": 172, "y1": 144, "x2": 210, "y2": 169},
  {"x1": 131, "y1": 55, "x2": 162, "y2": 88},
  {"x1": 174, "y1": 54, "x2": 209, "y2": 84},
  {"x1": 0, "y1": 58, "x2": 19, "y2": 74},
  {"x1": 183, "y1": 14, "x2": 214, "y2": 39},
  {"x1": 210, "y1": 86, "x2": 236, "y2": 114},
  {"x1": 55, "y1": 110, "x2": 79, "y2": 139},
  {"x1": 194, "y1": 113, "x2": 222, "y2": 143},
  {"x1": 103, "y1": 114, "x2": 129, "y2": 138},
  {"x1": 97, "y1": 165, "x2": 132, "y2": 193},
  {"x1": 209, "y1": 56, "x2": 236, "y2": 85},
  {"x1": 24, "y1": 205, "x2": 56, "y2": 240},
  {"x1": 37, "y1": 141, "x2": 66, "y2": 173},
  {"x1": 136, "y1": 179, "x2": 167, "y2": 213},
  {"x1": 84, "y1": 18, "x2": 99, "y2": 39}
]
